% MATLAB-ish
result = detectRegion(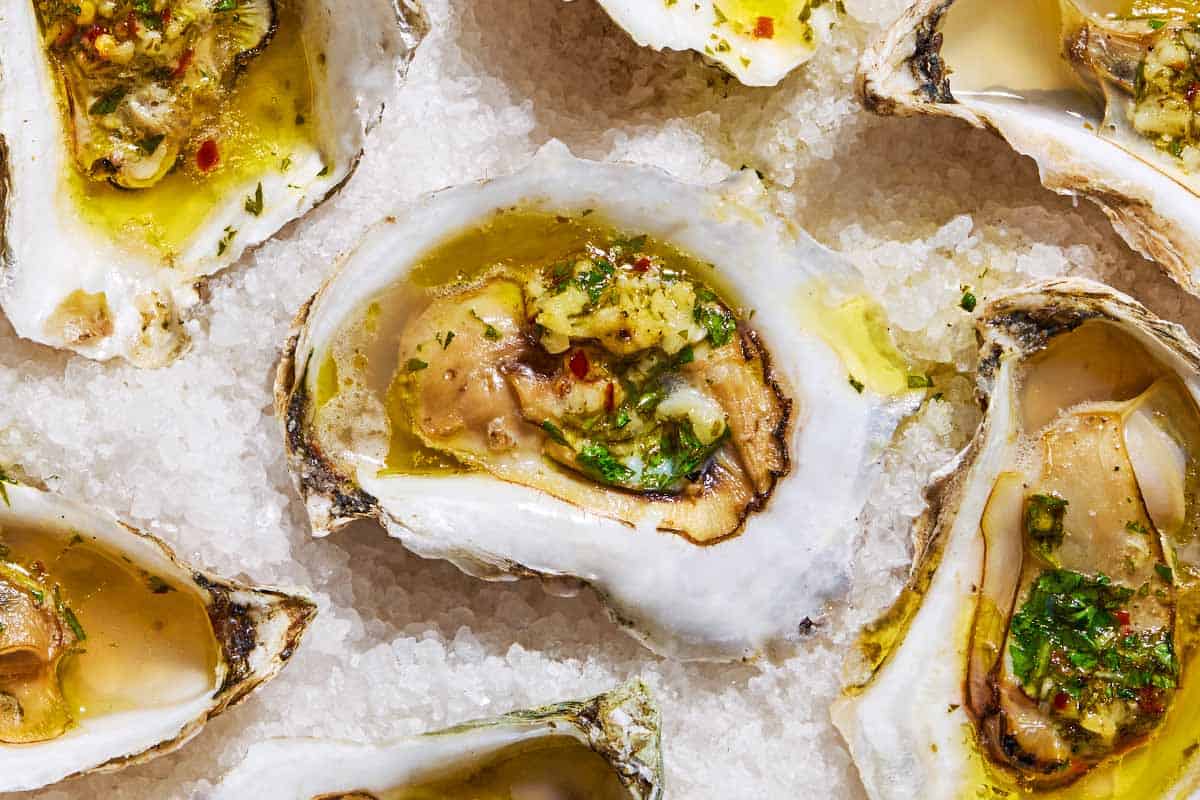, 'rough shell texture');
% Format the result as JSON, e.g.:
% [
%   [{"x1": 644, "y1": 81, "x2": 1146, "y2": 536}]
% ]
[
  {"x1": 857, "y1": 0, "x2": 1200, "y2": 298},
  {"x1": 276, "y1": 145, "x2": 919, "y2": 662},
  {"x1": 212, "y1": 681, "x2": 662, "y2": 800},
  {"x1": 832, "y1": 277, "x2": 1200, "y2": 799},
  {"x1": 0, "y1": 477, "x2": 316, "y2": 793},
  {"x1": 0, "y1": 0, "x2": 427, "y2": 367}
]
